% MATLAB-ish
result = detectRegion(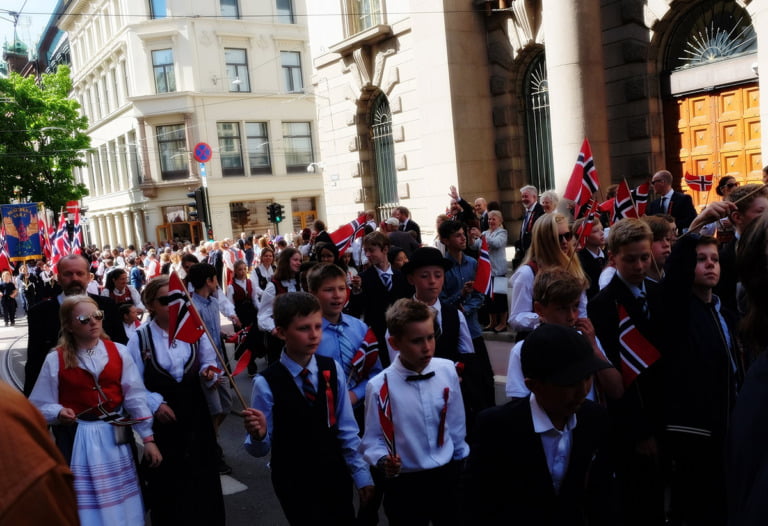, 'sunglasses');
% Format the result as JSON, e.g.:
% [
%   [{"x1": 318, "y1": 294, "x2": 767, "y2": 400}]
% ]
[
  {"x1": 651, "y1": 179, "x2": 664, "y2": 184},
  {"x1": 558, "y1": 232, "x2": 574, "y2": 242},
  {"x1": 157, "y1": 296, "x2": 173, "y2": 306},
  {"x1": 75, "y1": 311, "x2": 105, "y2": 324},
  {"x1": 724, "y1": 182, "x2": 739, "y2": 189}
]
